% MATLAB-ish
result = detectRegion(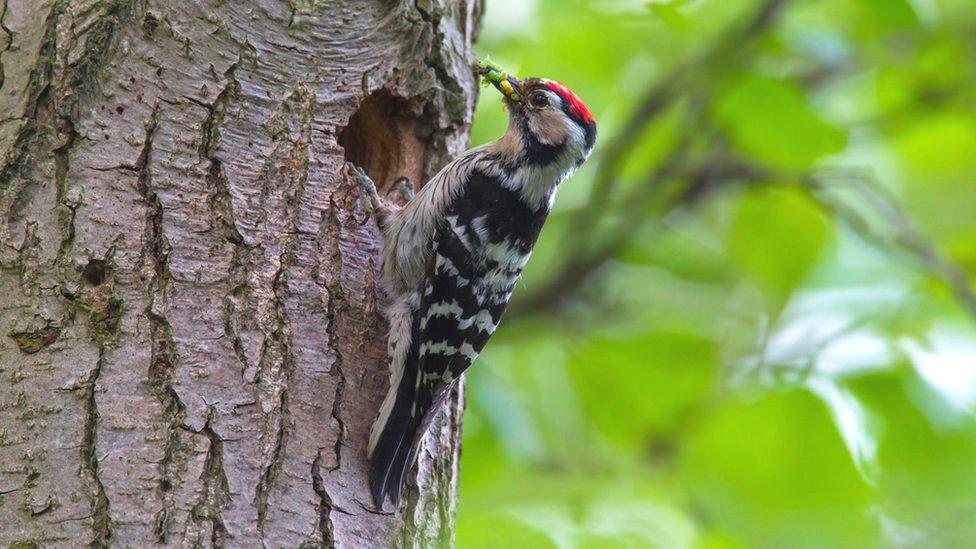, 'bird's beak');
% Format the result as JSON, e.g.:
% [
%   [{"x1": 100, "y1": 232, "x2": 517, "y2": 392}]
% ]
[
  {"x1": 475, "y1": 59, "x2": 522, "y2": 103},
  {"x1": 503, "y1": 75, "x2": 523, "y2": 104}
]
